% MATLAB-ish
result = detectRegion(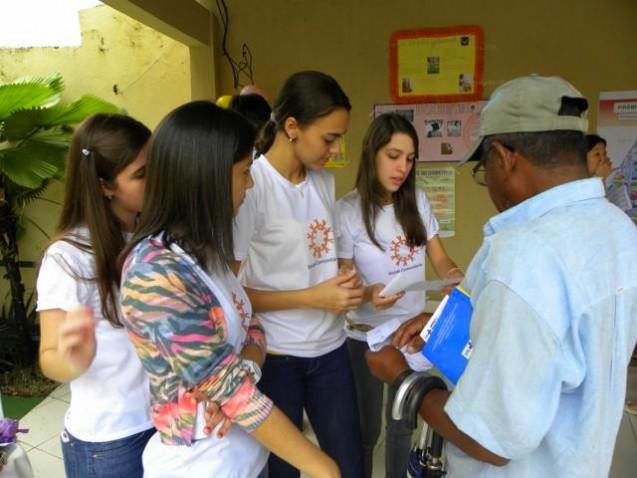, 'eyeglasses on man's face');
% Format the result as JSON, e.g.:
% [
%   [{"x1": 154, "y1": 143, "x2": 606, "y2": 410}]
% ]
[{"x1": 471, "y1": 142, "x2": 514, "y2": 187}]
